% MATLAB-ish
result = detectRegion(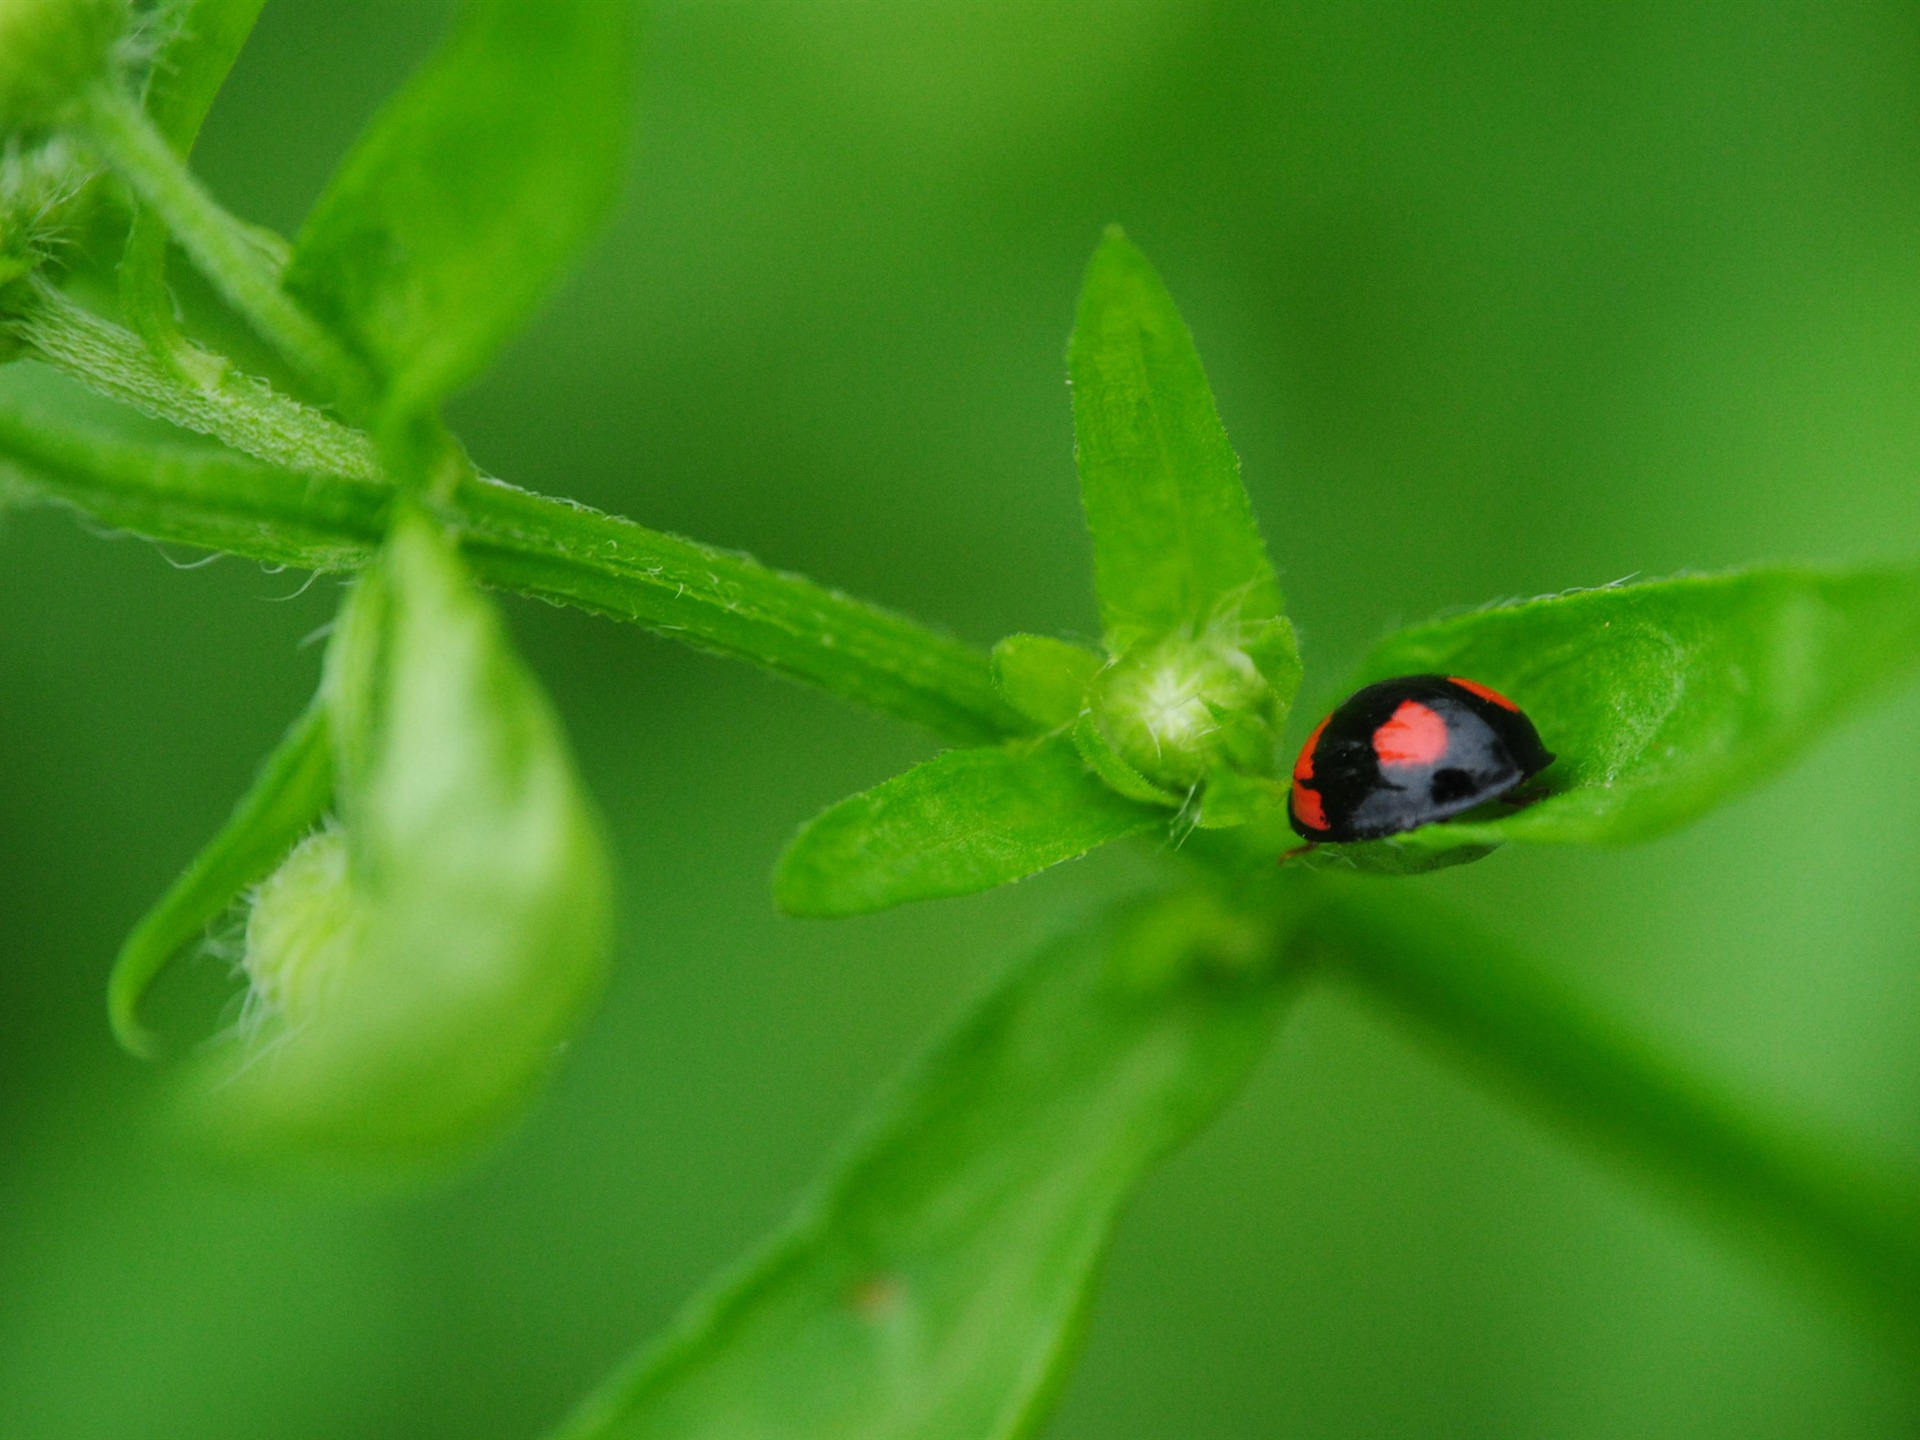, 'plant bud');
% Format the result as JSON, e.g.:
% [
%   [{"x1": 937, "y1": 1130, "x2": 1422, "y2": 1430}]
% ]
[
  {"x1": 0, "y1": 0, "x2": 124, "y2": 127},
  {"x1": 1089, "y1": 629, "x2": 1285, "y2": 801},
  {"x1": 190, "y1": 511, "x2": 613, "y2": 1171}
]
